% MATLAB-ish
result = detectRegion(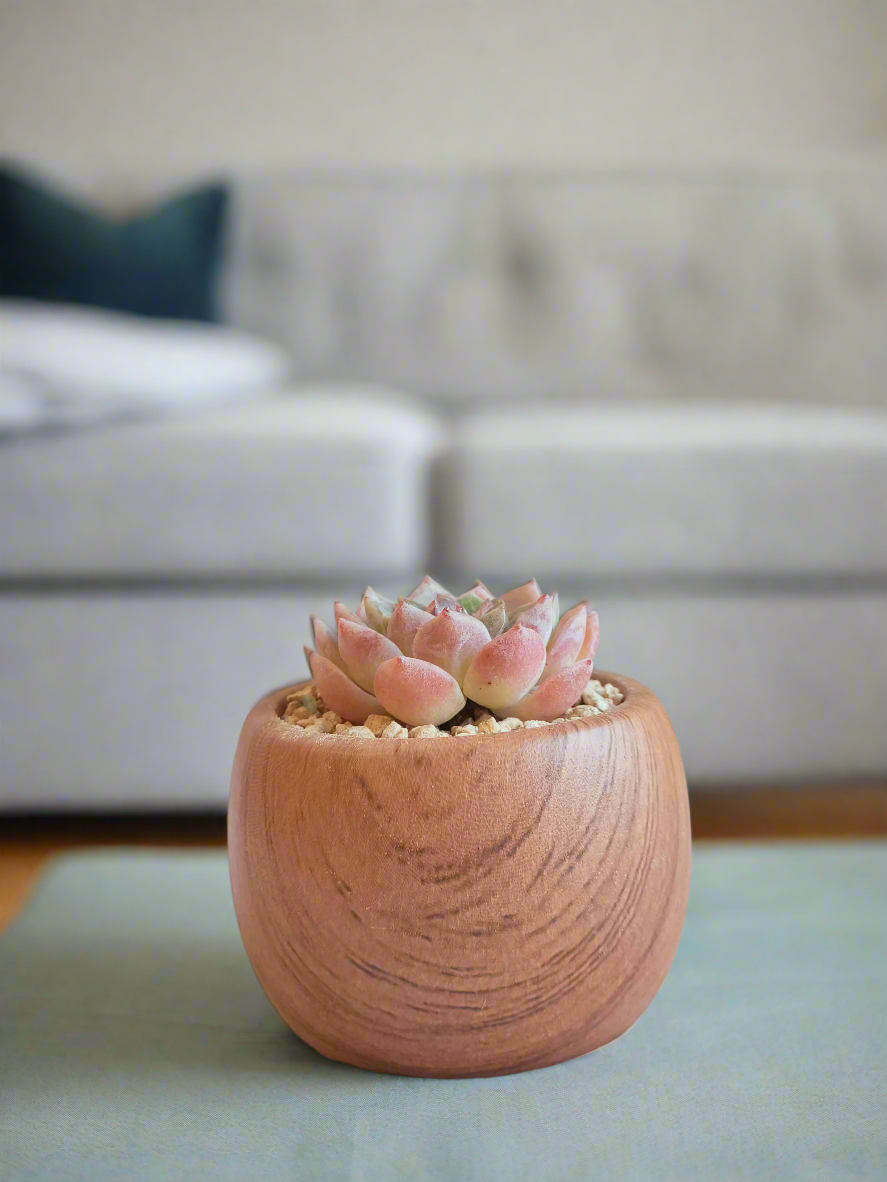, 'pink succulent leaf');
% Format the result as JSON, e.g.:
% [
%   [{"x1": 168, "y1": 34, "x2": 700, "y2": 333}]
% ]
[
  {"x1": 428, "y1": 593, "x2": 464, "y2": 616},
  {"x1": 356, "y1": 600, "x2": 369, "y2": 623},
  {"x1": 311, "y1": 616, "x2": 346, "y2": 671},
  {"x1": 361, "y1": 586, "x2": 396, "y2": 634},
  {"x1": 337, "y1": 619, "x2": 402, "y2": 694},
  {"x1": 374, "y1": 656, "x2": 466, "y2": 727},
  {"x1": 412, "y1": 607, "x2": 491, "y2": 683},
  {"x1": 499, "y1": 578, "x2": 542, "y2": 614},
  {"x1": 457, "y1": 581, "x2": 494, "y2": 614},
  {"x1": 544, "y1": 602, "x2": 588, "y2": 678},
  {"x1": 334, "y1": 601, "x2": 364, "y2": 628},
  {"x1": 504, "y1": 660, "x2": 593, "y2": 722},
  {"x1": 387, "y1": 600, "x2": 429, "y2": 657},
  {"x1": 509, "y1": 593, "x2": 557, "y2": 645},
  {"x1": 476, "y1": 598, "x2": 508, "y2": 638},
  {"x1": 577, "y1": 610, "x2": 600, "y2": 663},
  {"x1": 463, "y1": 624, "x2": 547, "y2": 711},
  {"x1": 405, "y1": 576, "x2": 453, "y2": 609},
  {"x1": 307, "y1": 650, "x2": 383, "y2": 724}
]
